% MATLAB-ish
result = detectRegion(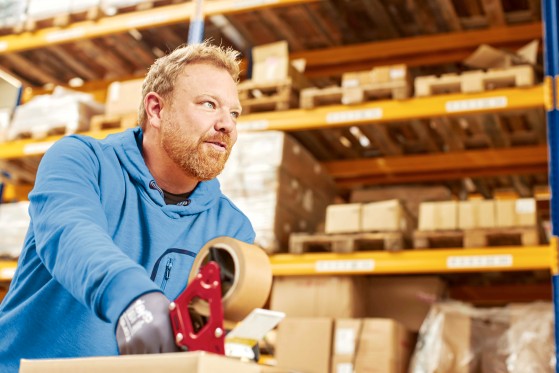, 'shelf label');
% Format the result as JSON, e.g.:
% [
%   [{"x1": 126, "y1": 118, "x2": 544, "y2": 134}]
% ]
[
  {"x1": 447, "y1": 254, "x2": 513, "y2": 269},
  {"x1": 237, "y1": 120, "x2": 269, "y2": 131},
  {"x1": 0, "y1": 267, "x2": 15, "y2": 280},
  {"x1": 445, "y1": 96, "x2": 508, "y2": 113},
  {"x1": 326, "y1": 108, "x2": 383, "y2": 124},
  {"x1": 23, "y1": 141, "x2": 55, "y2": 155},
  {"x1": 45, "y1": 27, "x2": 86, "y2": 43},
  {"x1": 315, "y1": 259, "x2": 375, "y2": 272}
]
